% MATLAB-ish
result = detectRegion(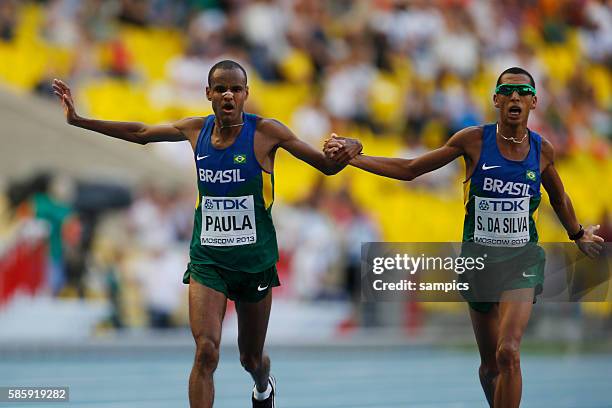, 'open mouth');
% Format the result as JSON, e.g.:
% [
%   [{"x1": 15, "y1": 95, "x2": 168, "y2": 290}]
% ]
[
  {"x1": 508, "y1": 106, "x2": 522, "y2": 118},
  {"x1": 222, "y1": 103, "x2": 234, "y2": 113}
]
